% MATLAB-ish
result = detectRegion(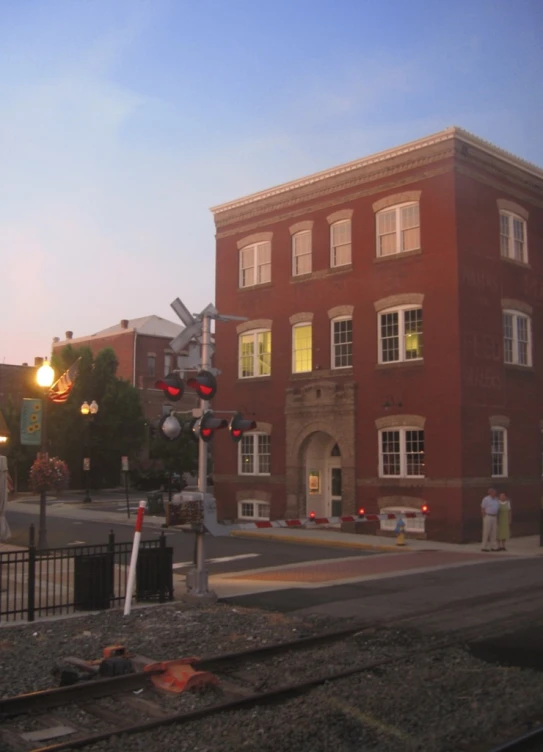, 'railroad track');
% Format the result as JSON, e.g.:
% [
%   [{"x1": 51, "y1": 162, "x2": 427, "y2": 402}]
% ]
[
  {"x1": 1, "y1": 592, "x2": 541, "y2": 752},
  {"x1": 0, "y1": 622, "x2": 463, "y2": 752}
]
